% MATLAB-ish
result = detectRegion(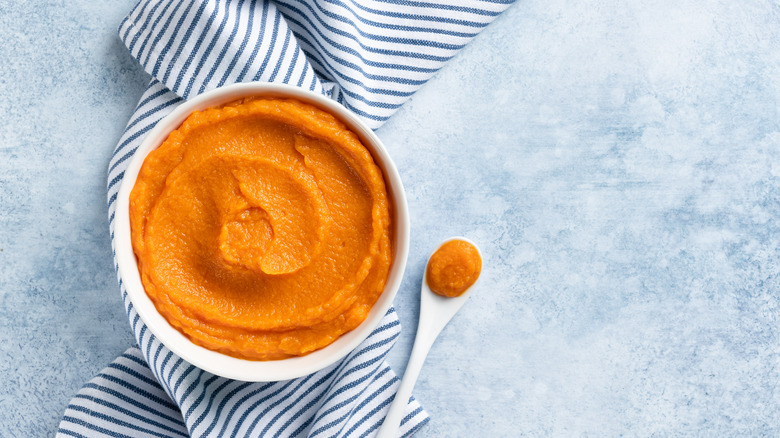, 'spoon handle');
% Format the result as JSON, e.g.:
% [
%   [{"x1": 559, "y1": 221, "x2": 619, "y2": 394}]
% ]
[{"x1": 376, "y1": 315, "x2": 440, "y2": 438}]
